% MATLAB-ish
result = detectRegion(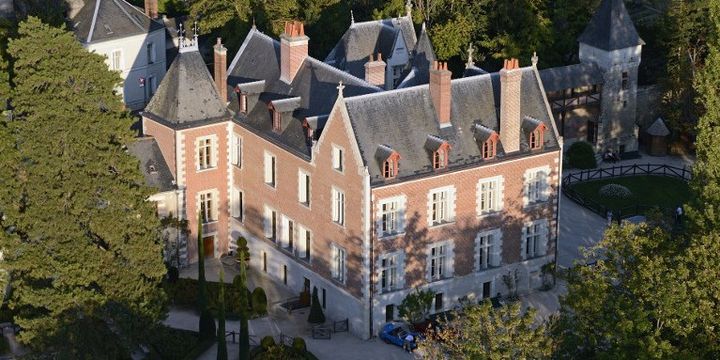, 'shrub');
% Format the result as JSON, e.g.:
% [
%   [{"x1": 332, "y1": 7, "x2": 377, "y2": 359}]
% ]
[
  {"x1": 252, "y1": 287, "x2": 268, "y2": 316},
  {"x1": 399, "y1": 288, "x2": 435, "y2": 324},
  {"x1": 307, "y1": 287, "x2": 325, "y2": 324},
  {"x1": 292, "y1": 337, "x2": 307, "y2": 352},
  {"x1": 260, "y1": 335, "x2": 275, "y2": 350},
  {"x1": 598, "y1": 184, "x2": 632, "y2": 199},
  {"x1": 566, "y1": 141, "x2": 597, "y2": 169}
]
